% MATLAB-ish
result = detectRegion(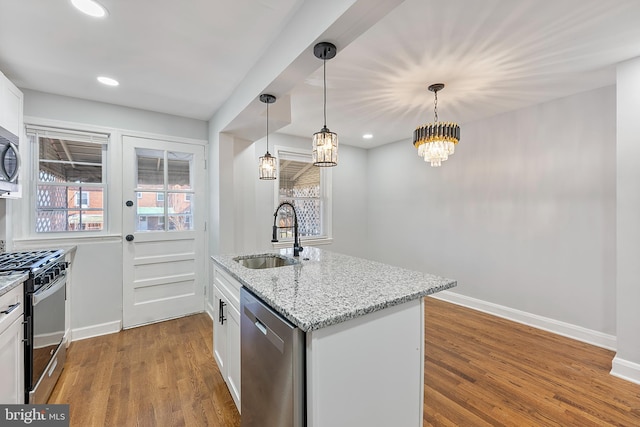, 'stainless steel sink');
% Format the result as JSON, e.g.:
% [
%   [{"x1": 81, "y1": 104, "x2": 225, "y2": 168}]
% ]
[{"x1": 234, "y1": 254, "x2": 299, "y2": 269}]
